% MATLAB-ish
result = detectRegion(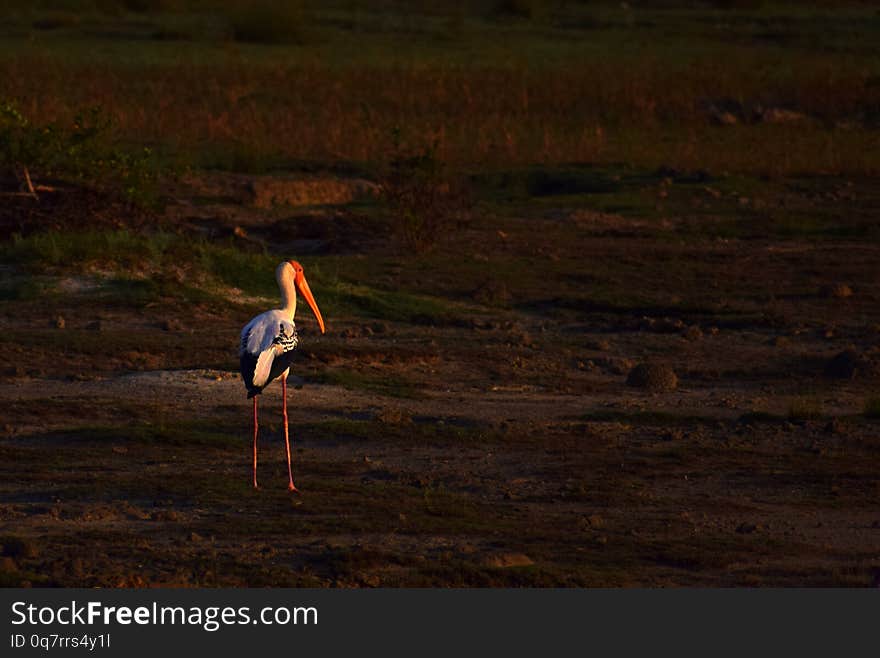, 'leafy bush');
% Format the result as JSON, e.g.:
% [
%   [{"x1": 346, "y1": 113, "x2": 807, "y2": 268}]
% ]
[
  {"x1": 0, "y1": 100, "x2": 159, "y2": 205},
  {"x1": 379, "y1": 133, "x2": 472, "y2": 254}
]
